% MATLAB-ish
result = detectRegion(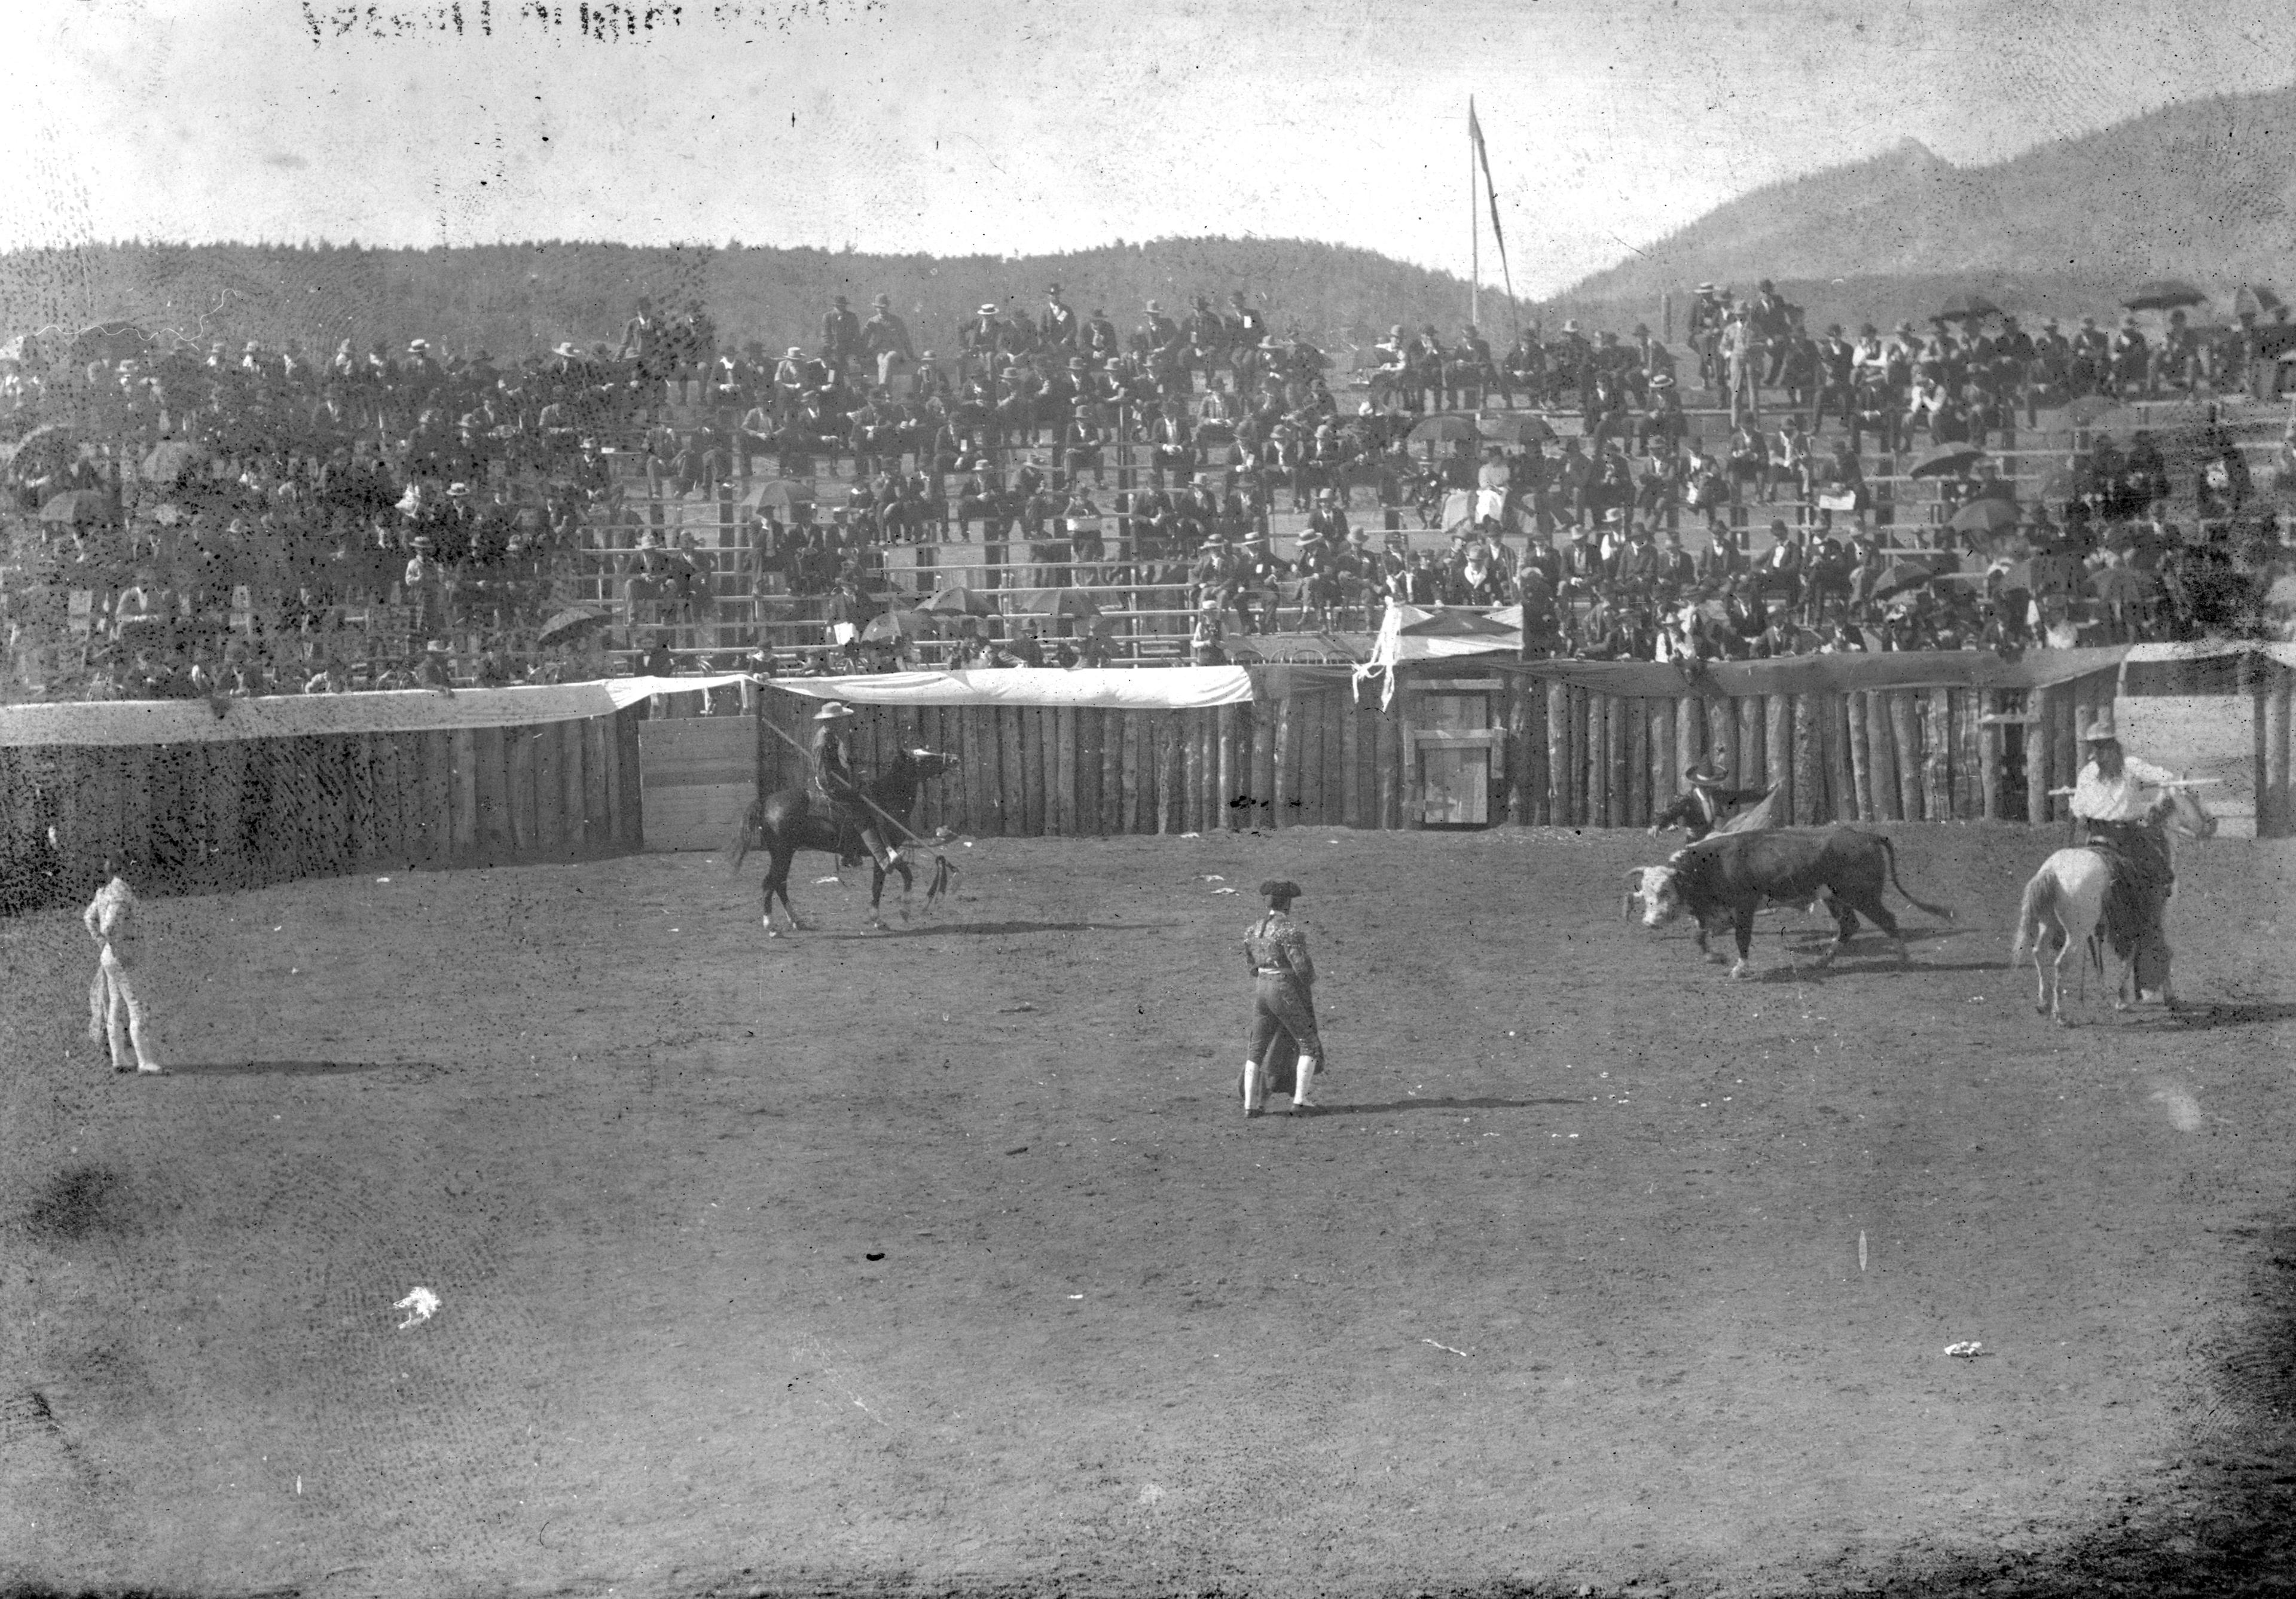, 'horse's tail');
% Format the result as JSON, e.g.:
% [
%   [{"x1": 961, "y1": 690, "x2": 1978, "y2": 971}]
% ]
[
  {"x1": 2011, "y1": 866, "x2": 2056, "y2": 967},
  {"x1": 1877, "y1": 834, "x2": 1955, "y2": 922},
  {"x1": 729, "y1": 798, "x2": 761, "y2": 873}
]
